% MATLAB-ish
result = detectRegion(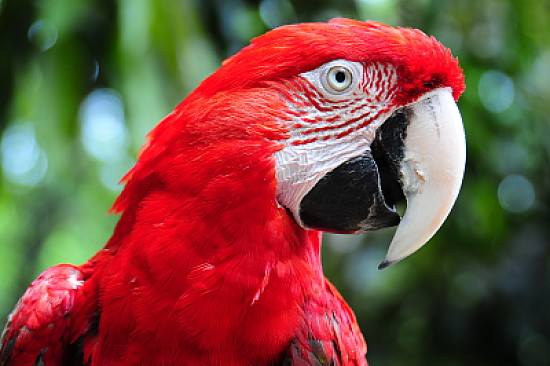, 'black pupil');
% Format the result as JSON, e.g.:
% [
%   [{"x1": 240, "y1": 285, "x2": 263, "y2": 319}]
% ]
[{"x1": 335, "y1": 70, "x2": 346, "y2": 83}]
